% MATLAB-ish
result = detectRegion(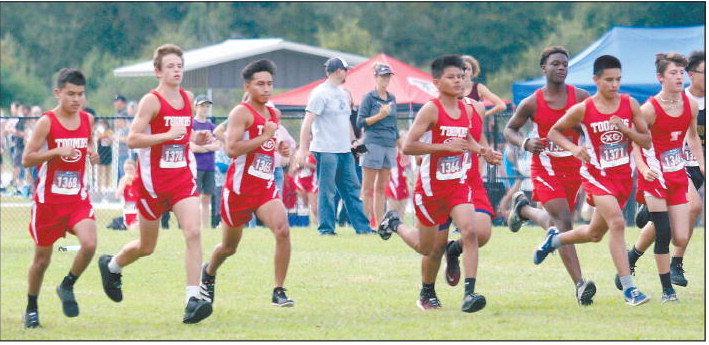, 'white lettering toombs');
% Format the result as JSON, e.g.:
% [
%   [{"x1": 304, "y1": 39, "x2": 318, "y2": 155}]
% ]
[
  {"x1": 55, "y1": 138, "x2": 88, "y2": 148},
  {"x1": 589, "y1": 119, "x2": 630, "y2": 133},
  {"x1": 163, "y1": 116, "x2": 191, "y2": 127},
  {"x1": 439, "y1": 126, "x2": 468, "y2": 138}
]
